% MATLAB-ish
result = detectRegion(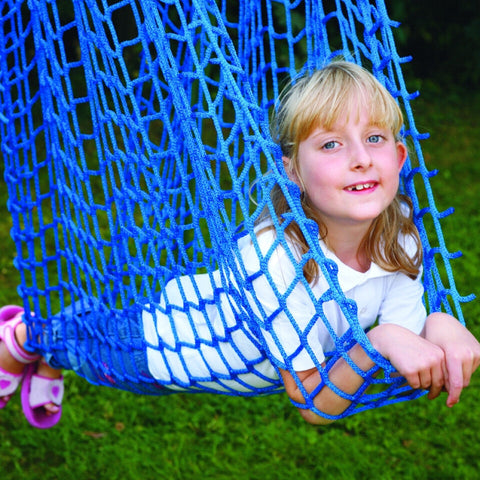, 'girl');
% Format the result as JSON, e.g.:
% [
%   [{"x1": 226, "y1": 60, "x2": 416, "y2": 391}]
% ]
[
  {"x1": 1, "y1": 61, "x2": 479, "y2": 427},
  {"x1": 262, "y1": 60, "x2": 480, "y2": 423}
]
